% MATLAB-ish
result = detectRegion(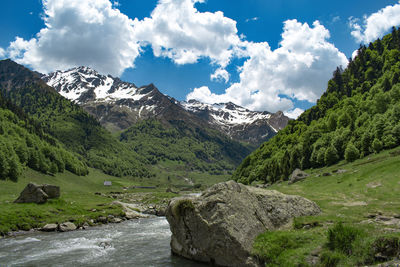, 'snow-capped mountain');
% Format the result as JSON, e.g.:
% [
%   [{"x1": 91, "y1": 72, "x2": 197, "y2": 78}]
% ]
[
  {"x1": 43, "y1": 66, "x2": 288, "y2": 144},
  {"x1": 181, "y1": 100, "x2": 288, "y2": 144}
]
